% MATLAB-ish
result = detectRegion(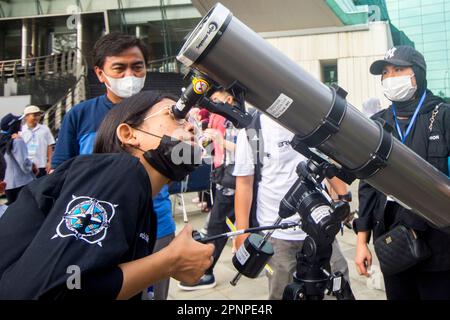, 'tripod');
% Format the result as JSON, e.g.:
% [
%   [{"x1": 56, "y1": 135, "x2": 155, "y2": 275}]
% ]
[
  {"x1": 282, "y1": 236, "x2": 351, "y2": 300},
  {"x1": 277, "y1": 144, "x2": 355, "y2": 300}
]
